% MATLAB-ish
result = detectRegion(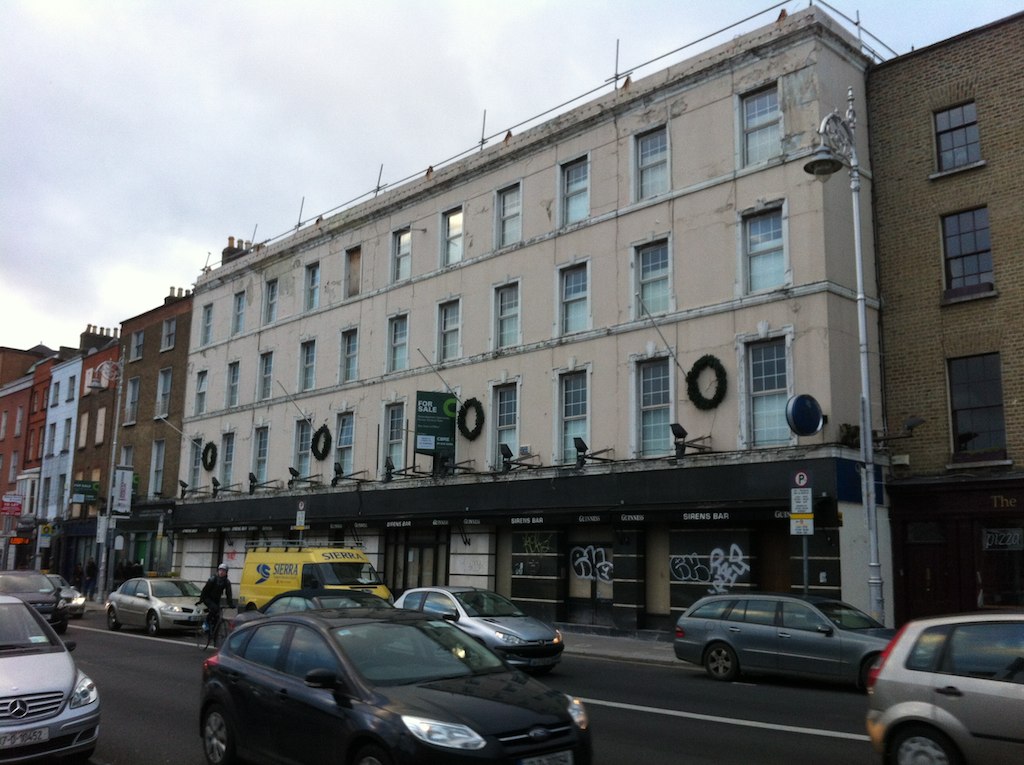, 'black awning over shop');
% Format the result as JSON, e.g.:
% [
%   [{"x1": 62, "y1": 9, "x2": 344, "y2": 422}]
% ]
[{"x1": 168, "y1": 456, "x2": 847, "y2": 532}]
